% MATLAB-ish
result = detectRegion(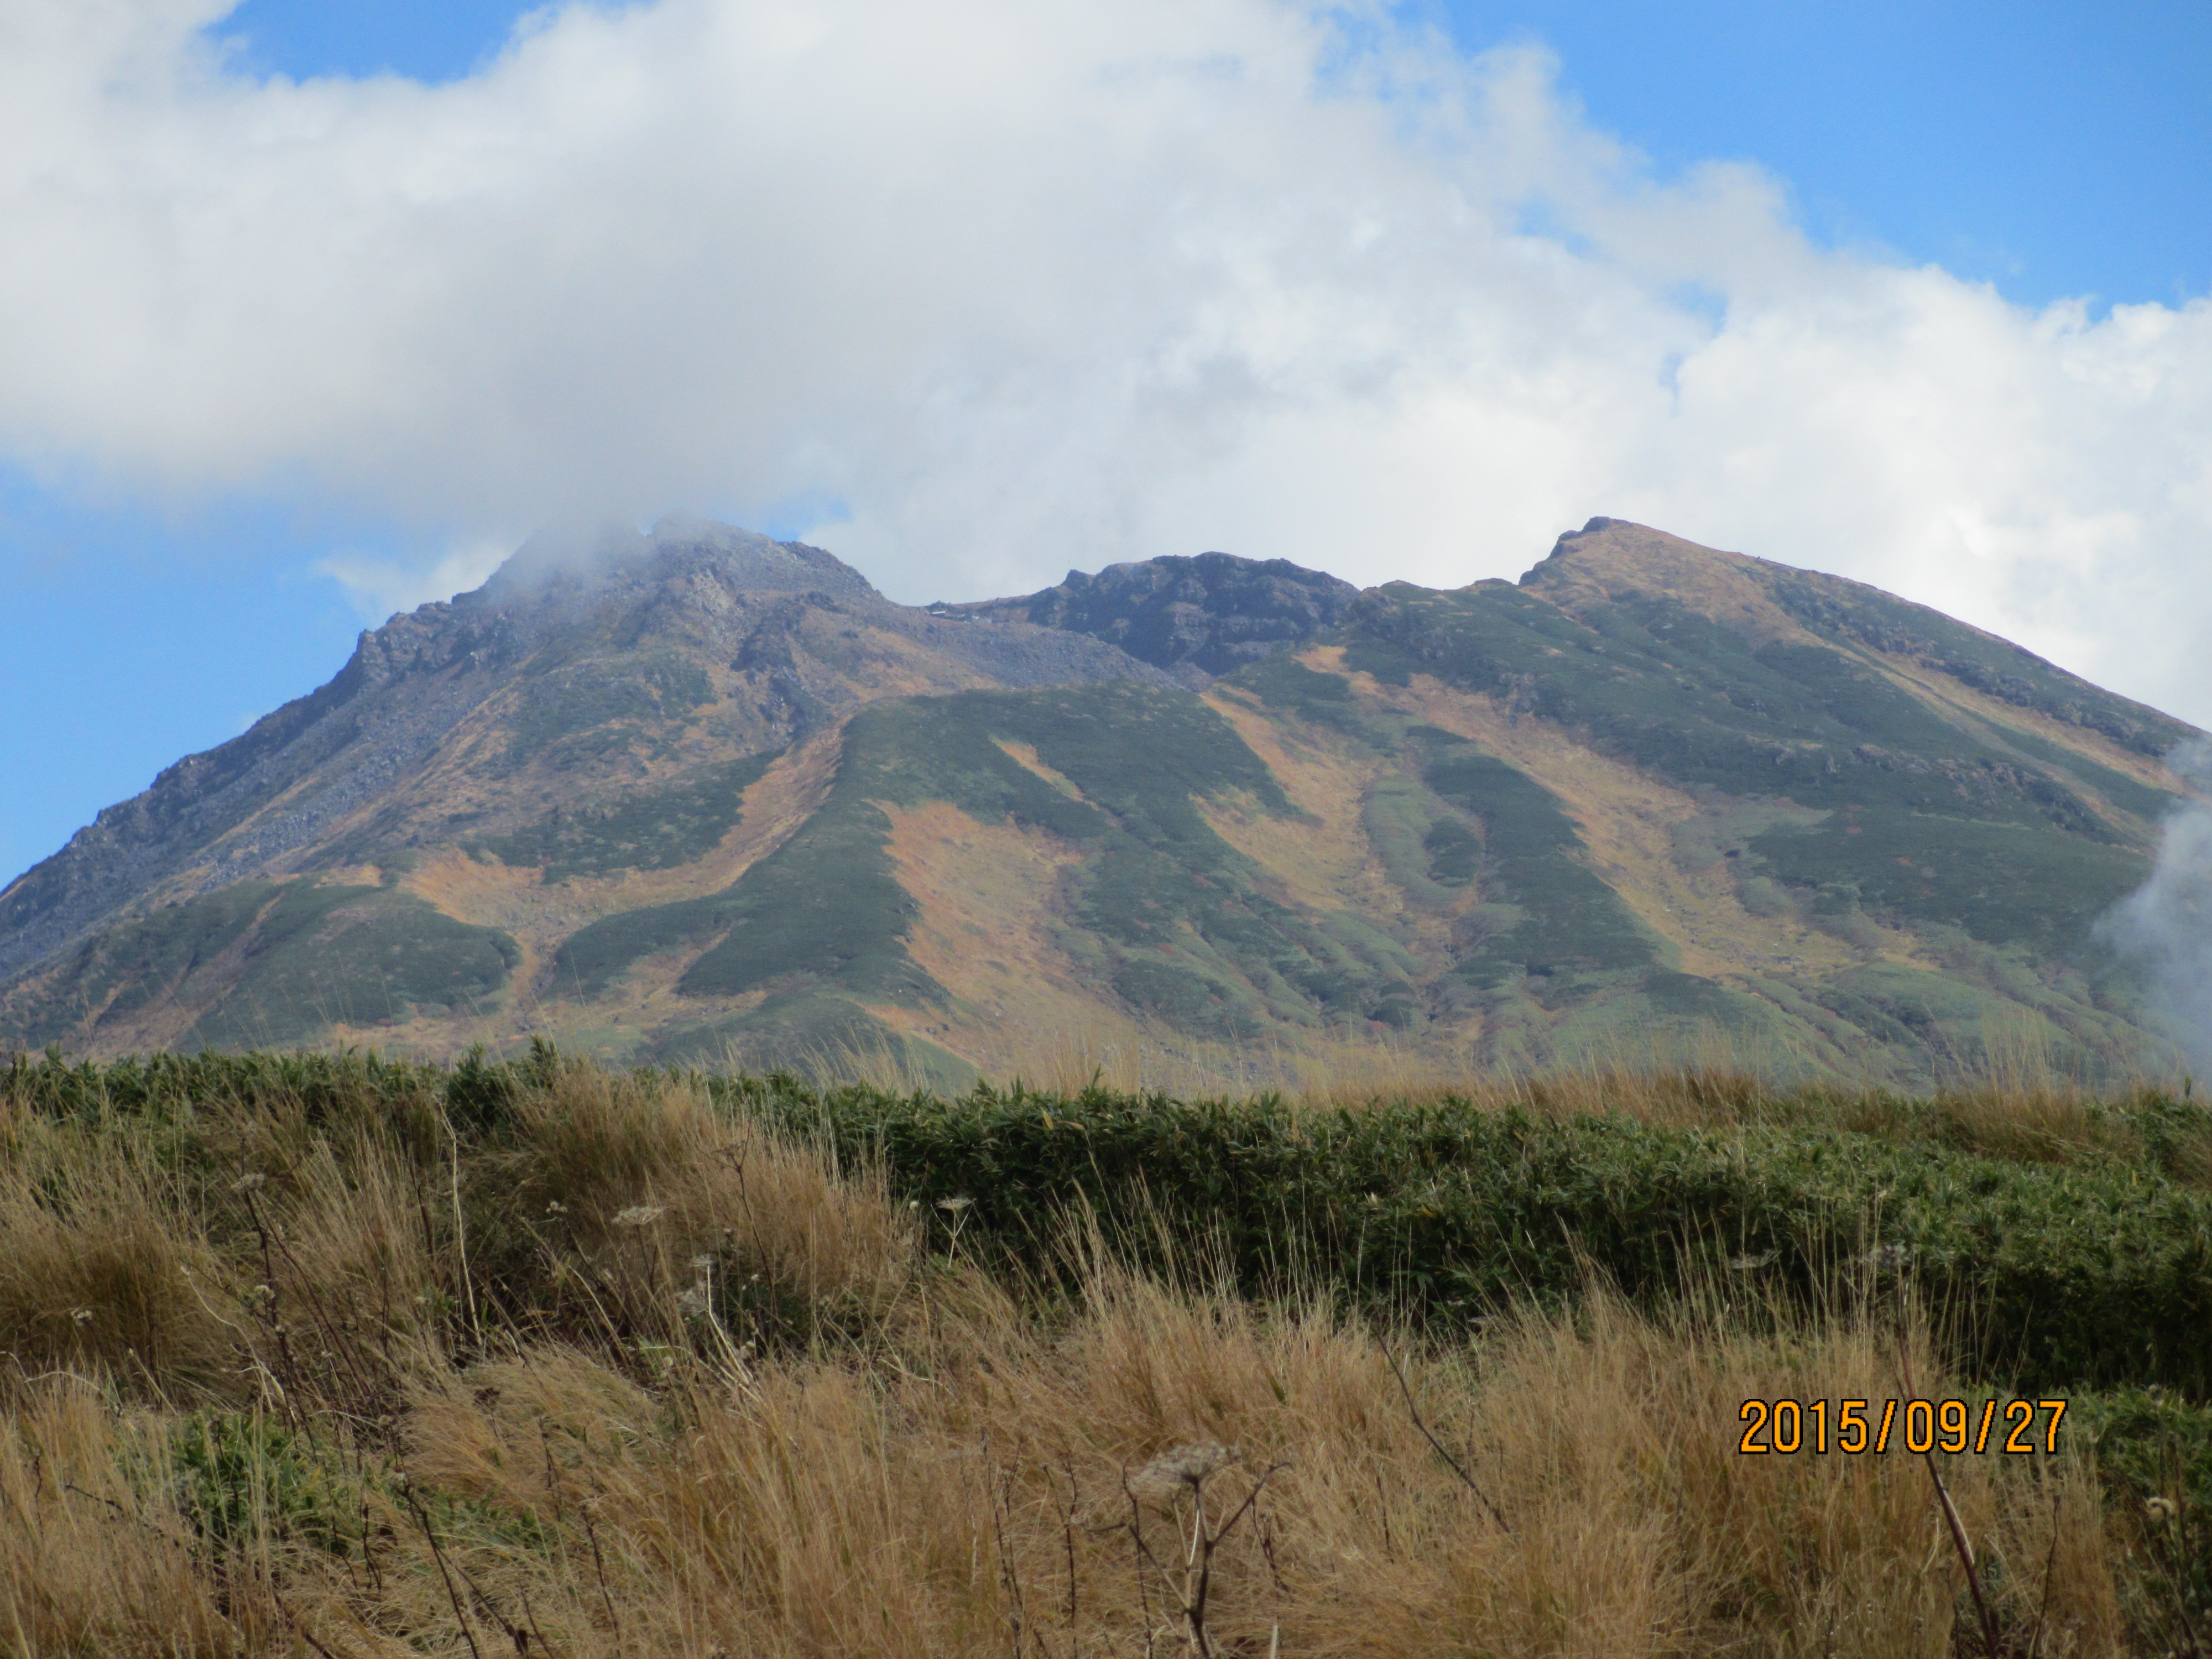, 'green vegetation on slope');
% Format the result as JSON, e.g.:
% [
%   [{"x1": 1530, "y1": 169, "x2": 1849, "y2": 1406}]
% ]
[
  {"x1": 1417, "y1": 732, "x2": 1657, "y2": 986},
  {"x1": 505, "y1": 651, "x2": 718, "y2": 768},
  {"x1": 187, "y1": 884, "x2": 520, "y2": 1048},
  {"x1": 471, "y1": 752, "x2": 775, "y2": 882},
  {"x1": 1756, "y1": 561, "x2": 2195, "y2": 759},
  {"x1": 0, "y1": 879, "x2": 520, "y2": 1050},
  {"x1": 1979, "y1": 721, "x2": 2177, "y2": 822},
  {"x1": 1342, "y1": 581, "x2": 2121, "y2": 836},
  {"x1": 1318, "y1": 580, "x2": 2150, "y2": 995},
  {"x1": 5, "y1": 540, "x2": 2180, "y2": 1081},
  {"x1": 1233, "y1": 671, "x2": 1780, "y2": 1050},
  {"x1": 1749, "y1": 805, "x2": 2151, "y2": 953},
  {"x1": 0, "y1": 881, "x2": 278, "y2": 1042}
]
